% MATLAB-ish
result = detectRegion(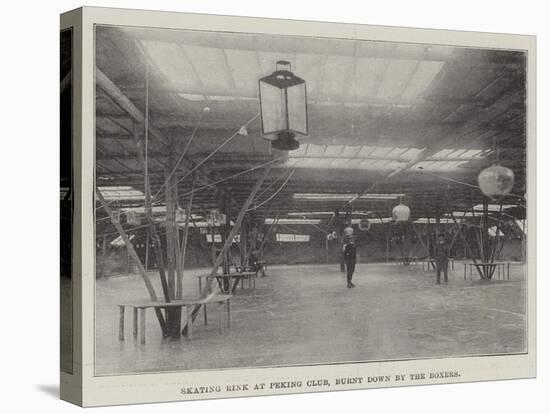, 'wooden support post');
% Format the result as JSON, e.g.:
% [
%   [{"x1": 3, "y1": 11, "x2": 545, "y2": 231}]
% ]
[
  {"x1": 126, "y1": 244, "x2": 130, "y2": 275},
  {"x1": 176, "y1": 177, "x2": 194, "y2": 299},
  {"x1": 133, "y1": 307, "x2": 138, "y2": 339},
  {"x1": 446, "y1": 213, "x2": 465, "y2": 260},
  {"x1": 450, "y1": 210, "x2": 484, "y2": 280},
  {"x1": 222, "y1": 192, "x2": 232, "y2": 277},
  {"x1": 219, "y1": 302, "x2": 225, "y2": 334},
  {"x1": 140, "y1": 308, "x2": 146, "y2": 345},
  {"x1": 210, "y1": 221, "x2": 217, "y2": 268},
  {"x1": 255, "y1": 213, "x2": 279, "y2": 264},
  {"x1": 385, "y1": 225, "x2": 390, "y2": 263},
  {"x1": 325, "y1": 236, "x2": 329, "y2": 264},
  {"x1": 186, "y1": 306, "x2": 193, "y2": 339},
  {"x1": 412, "y1": 223, "x2": 429, "y2": 257},
  {"x1": 435, "y1": 206, "x2": 441, "y2": 239},
  {"x1": 426, "y1": 222, "x2": 432, "y2": 258},
  {"x1": 118, "y1": 306, "x2": 125, "y2": 341},
  {"x1": 482, "y1": 199, "x2": 490, "y2": 265},
  {"x1": 144, "y1": 232, "x2": 149, "y2": 271},
  {"x1": 489, "y1": 201, "x2": 504, "y2": 264},
  {"x1": 404, "y1": 223, "x2": 411, "y2": 259},
  {"x1": 226, "y1": 300, "x2": 231, "y2": 328},
  {"x1": 132, "y1": 122, "x2": 171, "y2": 304},
  {"x1": 240, "y1": 217, "x2": 247, "y2": 267},
  {"x1": 521, "y1": 219, "x2": 526, "y2": 263},
  {"x1": 450, "y1": 211, "x2": 477, "y2": 265},
  {"x1": 96, "y1": 190, "x2": 167, "y2": 334},
  {"x1": 261, "y1": 217, "x2": 277, "y2": 258},
  {"x1": 100, "y1": 234, "x2": 107, "y2": 278},
  {"x1": 164, "y1": 135, "x2": 181, "y2": 336},
  {"x1": 183, "y1": 167, "x2": 271, "y2": 333}
]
